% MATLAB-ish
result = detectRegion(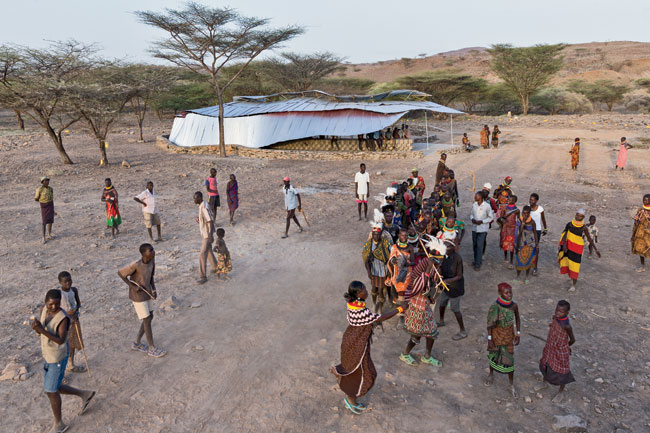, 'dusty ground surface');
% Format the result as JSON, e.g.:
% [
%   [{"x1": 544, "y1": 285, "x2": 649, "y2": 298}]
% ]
[{"x1": 1, "y1": 113, "x2": 650, "y2": 433}]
